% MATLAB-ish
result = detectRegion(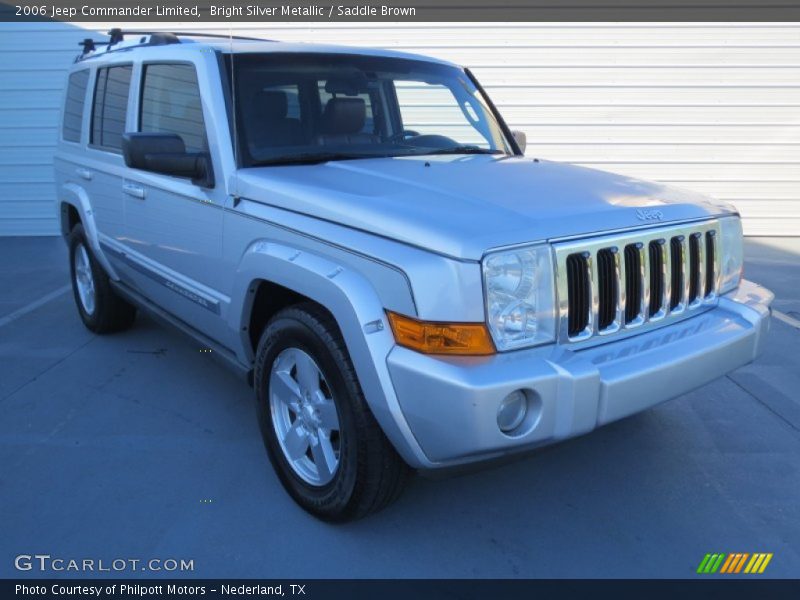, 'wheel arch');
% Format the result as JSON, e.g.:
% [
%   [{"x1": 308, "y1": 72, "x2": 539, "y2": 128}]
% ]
[
  {"x1": 245, "y1": 279, "x2": 311, "y2": 355},
  {"x1": 231, "y1": 240, "x2": 429, "y2": 469},
  {"x1": 58, "y1": 183, "x2": 118, "y2": 279}
]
